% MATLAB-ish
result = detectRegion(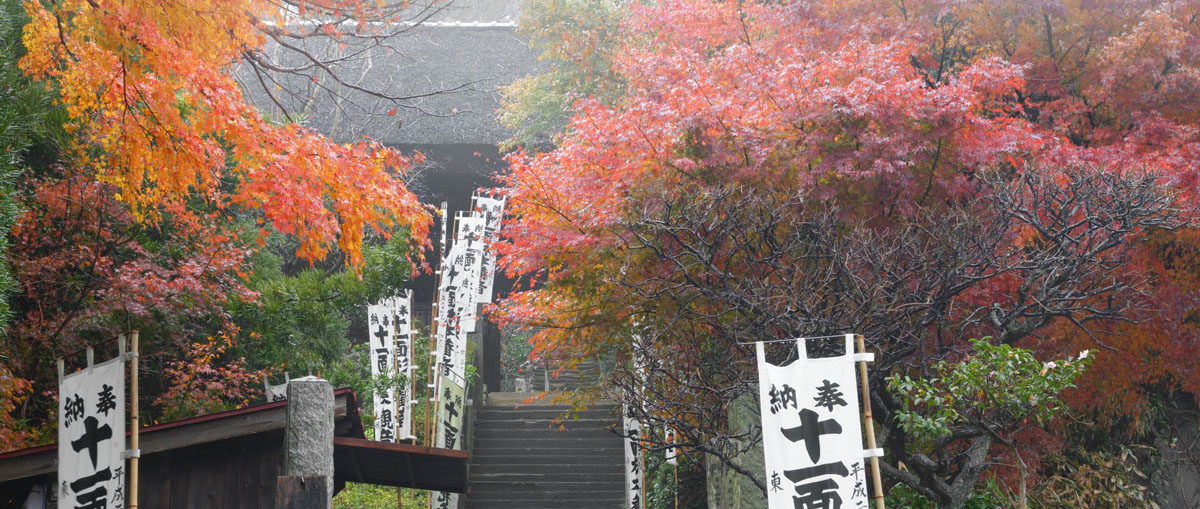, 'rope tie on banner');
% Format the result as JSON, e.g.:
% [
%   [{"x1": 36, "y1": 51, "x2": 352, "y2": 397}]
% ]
[{"x1": 862, "y1": 448, "x2": 885, "y2": 458}]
